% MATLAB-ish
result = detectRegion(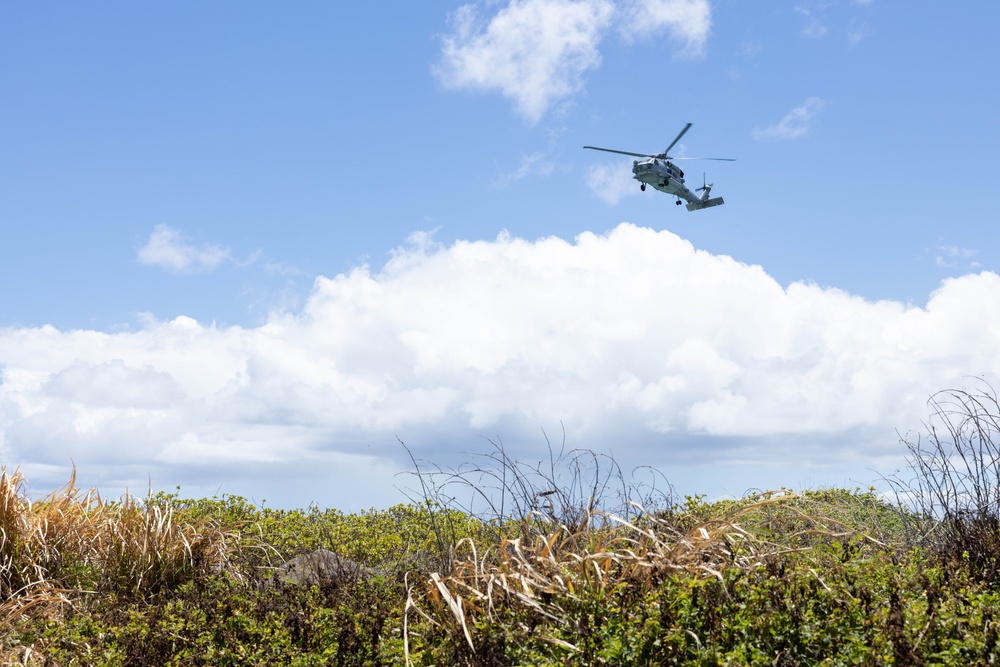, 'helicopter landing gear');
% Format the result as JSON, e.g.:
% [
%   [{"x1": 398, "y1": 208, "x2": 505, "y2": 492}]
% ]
[
  {"x1": 675, "y1": 200, "x2": 682, "y2": 205},
  {"x1": 640, "y1": 183, "x2": 646, "y2": 191}
]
